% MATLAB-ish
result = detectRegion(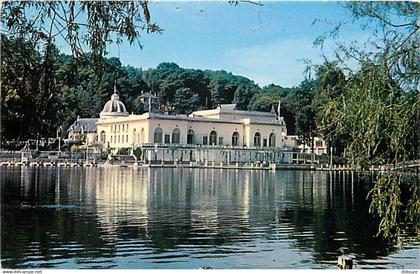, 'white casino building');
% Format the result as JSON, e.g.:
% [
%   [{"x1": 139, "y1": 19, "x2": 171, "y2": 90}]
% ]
[{"x1": 96, "y1": 87, "x2": 288, "y2": 151}]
